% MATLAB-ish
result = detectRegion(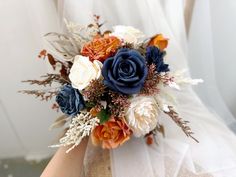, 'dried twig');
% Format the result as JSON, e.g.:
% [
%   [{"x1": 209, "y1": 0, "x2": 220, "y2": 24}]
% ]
[
  {"x1": 19, "y1": 89, "x2": 59, "y2": 101},
  {"x1": 164, "y1": 106, "x2": 199, "y2": 143},
  {"x1": 152, "y1": 124, "x2": 165, "y2": 137},
  {"x1": 92, "y1": 15, "x2": 105, "y2": 35},
  {"x1": 83, "y1": 79, "x2": 106, "y2": 103},
  {"x1": 22, "y1": 74, "x2": 69, "y2": 87},
  {"x1": 158, "y1": 73, "x2": 174, "y2": 85}
]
